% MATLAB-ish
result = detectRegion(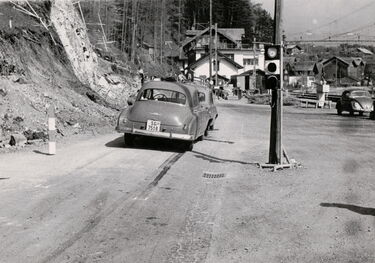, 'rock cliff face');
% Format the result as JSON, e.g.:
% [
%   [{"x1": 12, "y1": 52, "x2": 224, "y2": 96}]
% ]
[
  {"x1": 51, "y1": 0, "x2": 98, "y2": 88},
  {"x1": 50, "y1": 0, "x2": 139, "y2": 108}
]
